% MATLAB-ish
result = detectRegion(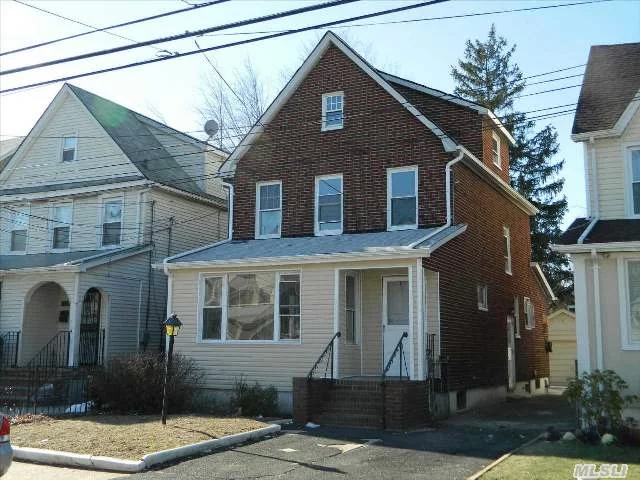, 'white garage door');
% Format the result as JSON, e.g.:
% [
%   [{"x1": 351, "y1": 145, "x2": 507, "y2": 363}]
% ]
[{"x1": 550, "y1": 340, "x2": 577, "y2": 386}]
